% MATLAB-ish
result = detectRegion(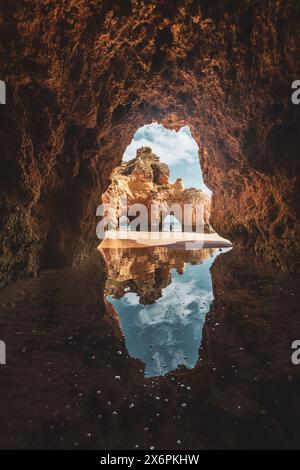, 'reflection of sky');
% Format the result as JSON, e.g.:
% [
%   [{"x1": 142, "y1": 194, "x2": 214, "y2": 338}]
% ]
[
  {"x1": 107, "y1": 250, "x2": 221, "y2": 377},
  {"x1": 123, "y1": 123, "x2": 211, "y2": 194}
]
